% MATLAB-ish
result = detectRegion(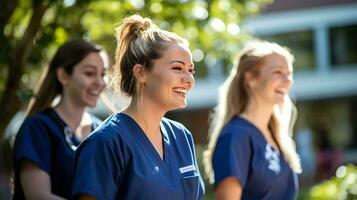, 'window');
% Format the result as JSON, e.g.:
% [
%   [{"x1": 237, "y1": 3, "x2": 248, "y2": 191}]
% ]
[
  {"x1": 330, "y1": 24, "x2": 357, "y2": 67},
  {"x1": 261, "y1": 30, "x2": 316, "y2": 72}
]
